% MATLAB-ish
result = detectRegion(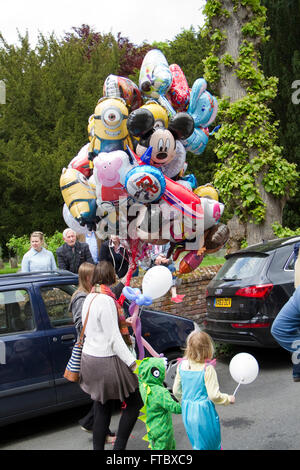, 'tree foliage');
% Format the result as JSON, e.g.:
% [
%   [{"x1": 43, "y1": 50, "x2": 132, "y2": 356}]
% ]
[
  {"x1": 0, "y1": 28, "x2": 121, "y2": 252},
  {"x1": 260, "y1": 0, "x2": 300, "y2": 230},
  {"x1": 1, "y1": 12, "x2": 299, "y2": 255},
  {"x1": 202, "y1": 0, "x2": 298, "y2": 245}
]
